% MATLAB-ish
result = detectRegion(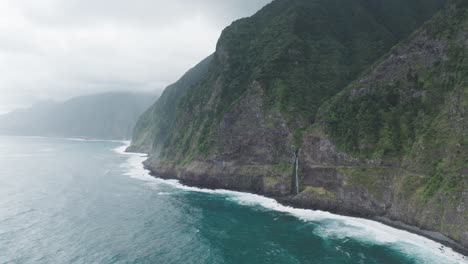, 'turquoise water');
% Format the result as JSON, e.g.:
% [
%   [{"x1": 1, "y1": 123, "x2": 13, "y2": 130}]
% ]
[{"x1": 0, "y1": 136, "x2": 466, "y2": 264}]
